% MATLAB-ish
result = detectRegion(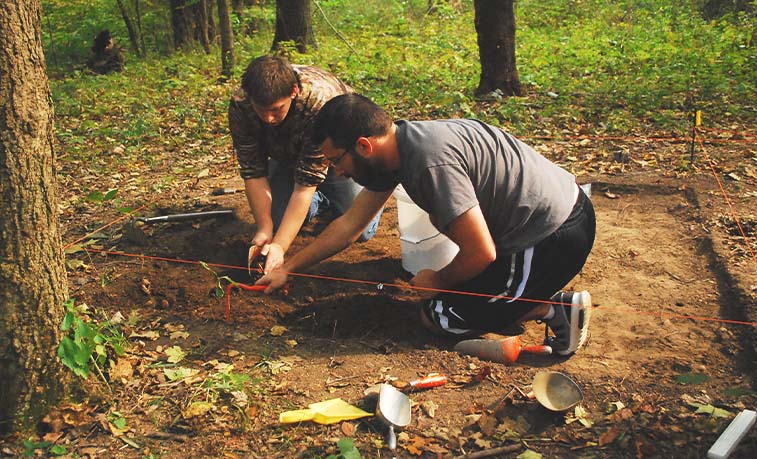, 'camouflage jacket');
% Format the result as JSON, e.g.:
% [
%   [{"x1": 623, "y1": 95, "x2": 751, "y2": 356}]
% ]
[{"x1": 228, "y1": 65, "x2": 353, "y2": 186}]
